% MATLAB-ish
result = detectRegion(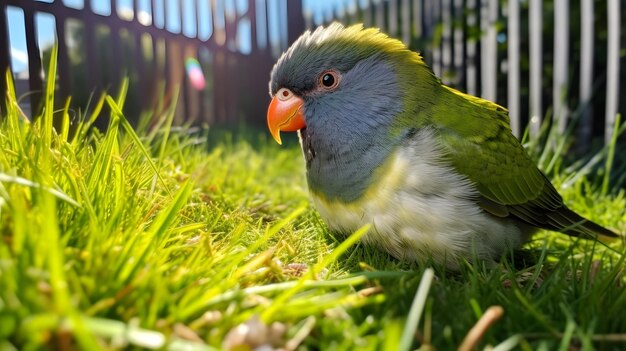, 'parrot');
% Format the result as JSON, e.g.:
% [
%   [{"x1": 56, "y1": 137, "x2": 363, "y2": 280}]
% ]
[{"x1": 266, "y1": 23, "x2": 618, "y2": 270}]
